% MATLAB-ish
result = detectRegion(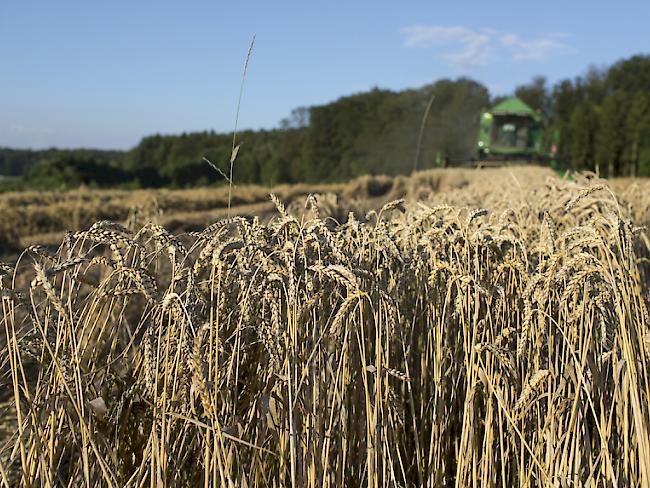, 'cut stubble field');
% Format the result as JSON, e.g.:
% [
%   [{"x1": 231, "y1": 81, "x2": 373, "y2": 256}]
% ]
[{"x1": 1, "y1": 166, "x2": 650, "y2": 486}]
